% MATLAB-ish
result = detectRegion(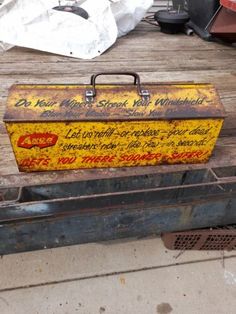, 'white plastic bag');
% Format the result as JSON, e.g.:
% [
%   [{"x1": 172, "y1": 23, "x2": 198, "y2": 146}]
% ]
[
  {"x1": 0, "y1": 0, "x2": 118, "y2": 59},
  {"x1": 110, "y1": 0, "x2": 153, "y2": 37},
  {"x1": 0, "y1": 0, "x2": 152, "y2": 58}
]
